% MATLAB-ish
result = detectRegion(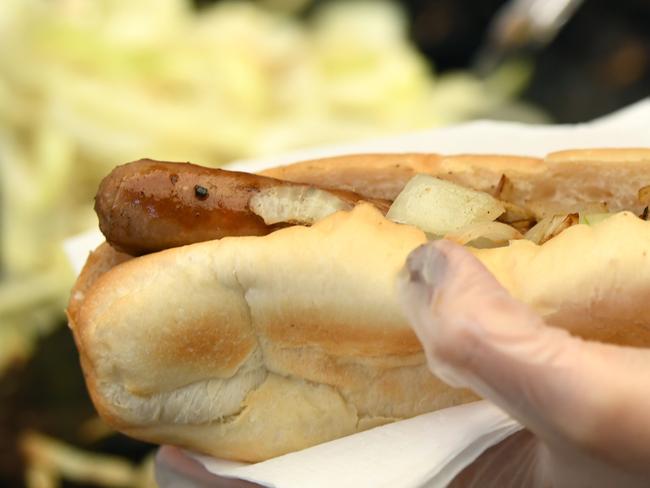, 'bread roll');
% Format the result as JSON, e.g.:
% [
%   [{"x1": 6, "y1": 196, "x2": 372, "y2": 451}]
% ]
[{"x1": 69, "y1": 149, "x2": 650, "y2": 462}]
